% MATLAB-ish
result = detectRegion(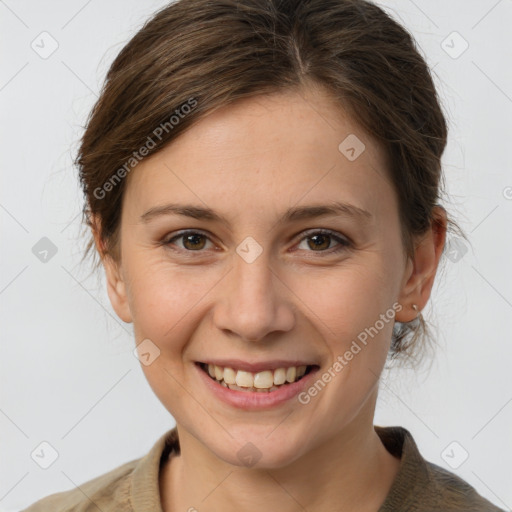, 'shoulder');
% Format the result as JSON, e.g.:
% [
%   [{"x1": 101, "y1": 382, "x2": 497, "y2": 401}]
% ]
[
  {"x1": 423, "y1": 460, "x2": 506, "y2": 512},
  {"x1": 375, "y1": 425, "x2": 506, "y2": 512},
  {"x1": 20, "y1": 427, "x2": 179, "y2": 512},
  {"x1": 19, "y1": 458, "x2": 139, "y2": 512}
]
